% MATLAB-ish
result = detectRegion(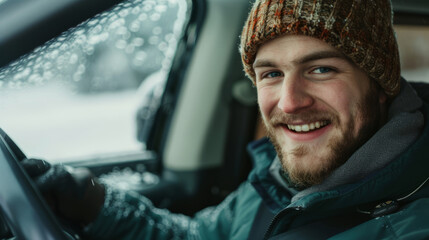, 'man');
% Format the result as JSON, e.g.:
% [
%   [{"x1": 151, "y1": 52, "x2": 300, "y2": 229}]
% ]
[{"x1": 23, "y1": 0, "x2": 429, "y2": 239}]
